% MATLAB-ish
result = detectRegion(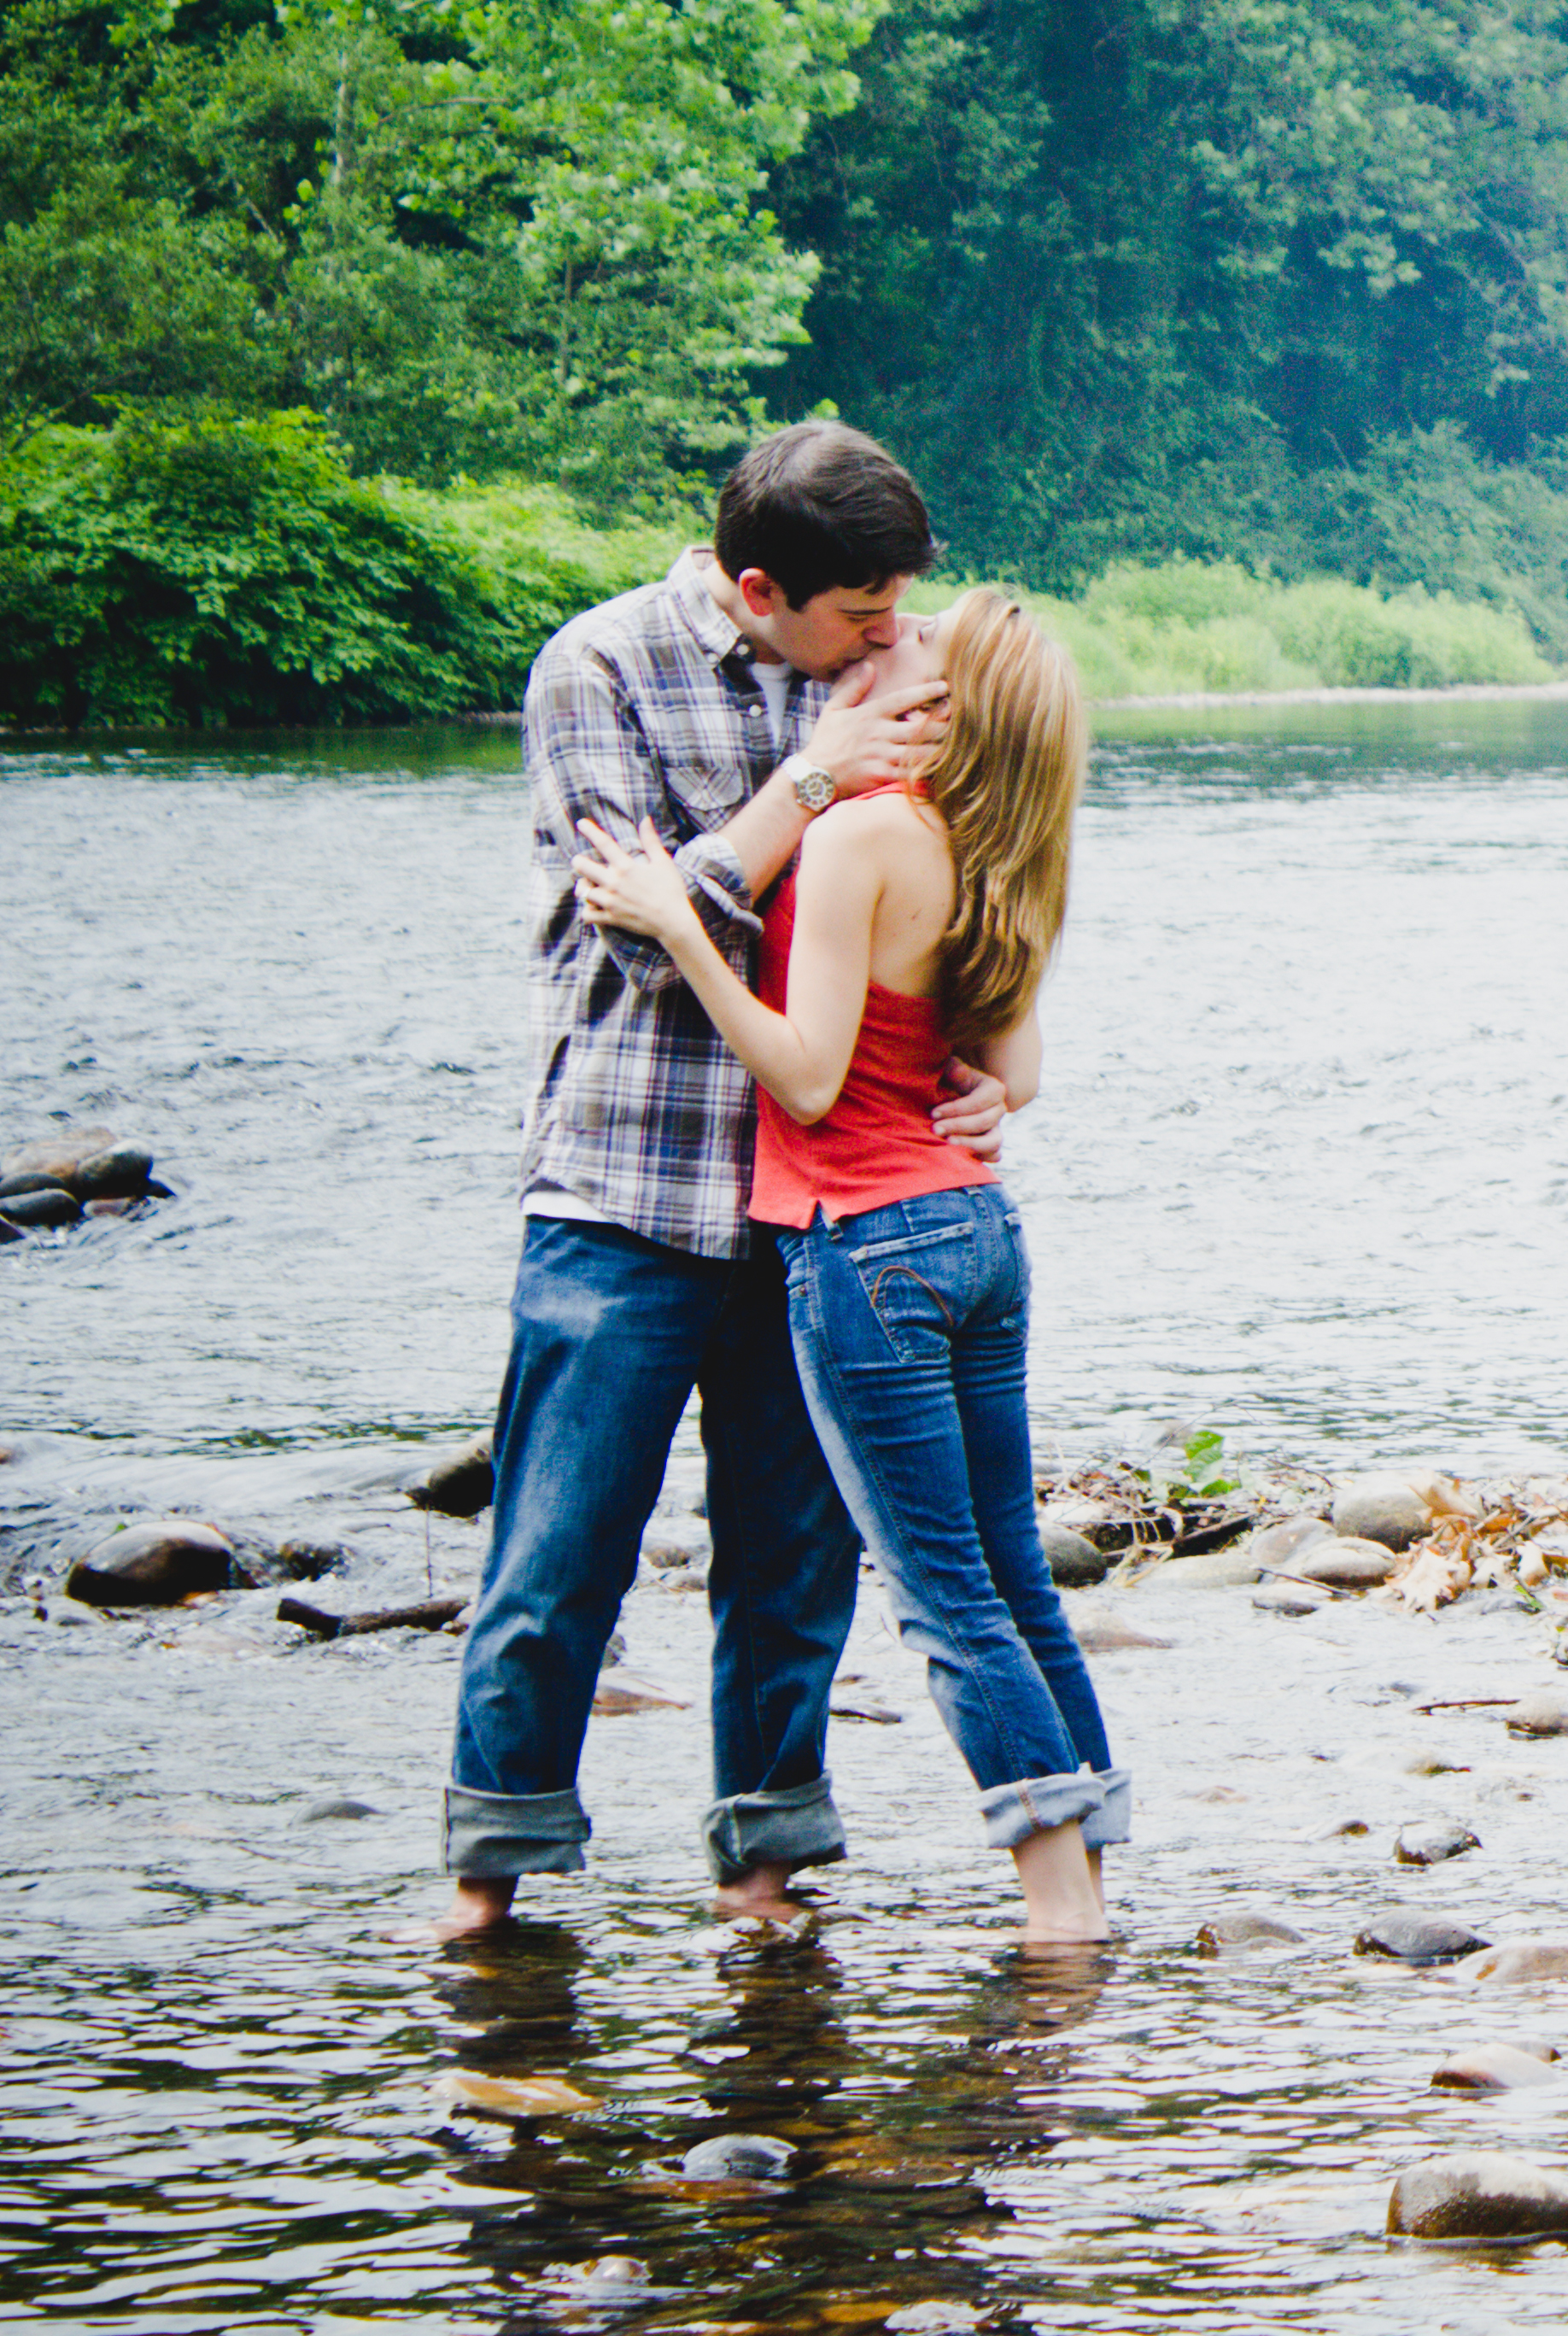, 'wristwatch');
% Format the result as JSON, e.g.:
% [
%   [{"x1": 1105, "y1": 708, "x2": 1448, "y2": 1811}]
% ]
[{"x1": 781, "y1": 753, "x2": 837, "y2": 815}]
